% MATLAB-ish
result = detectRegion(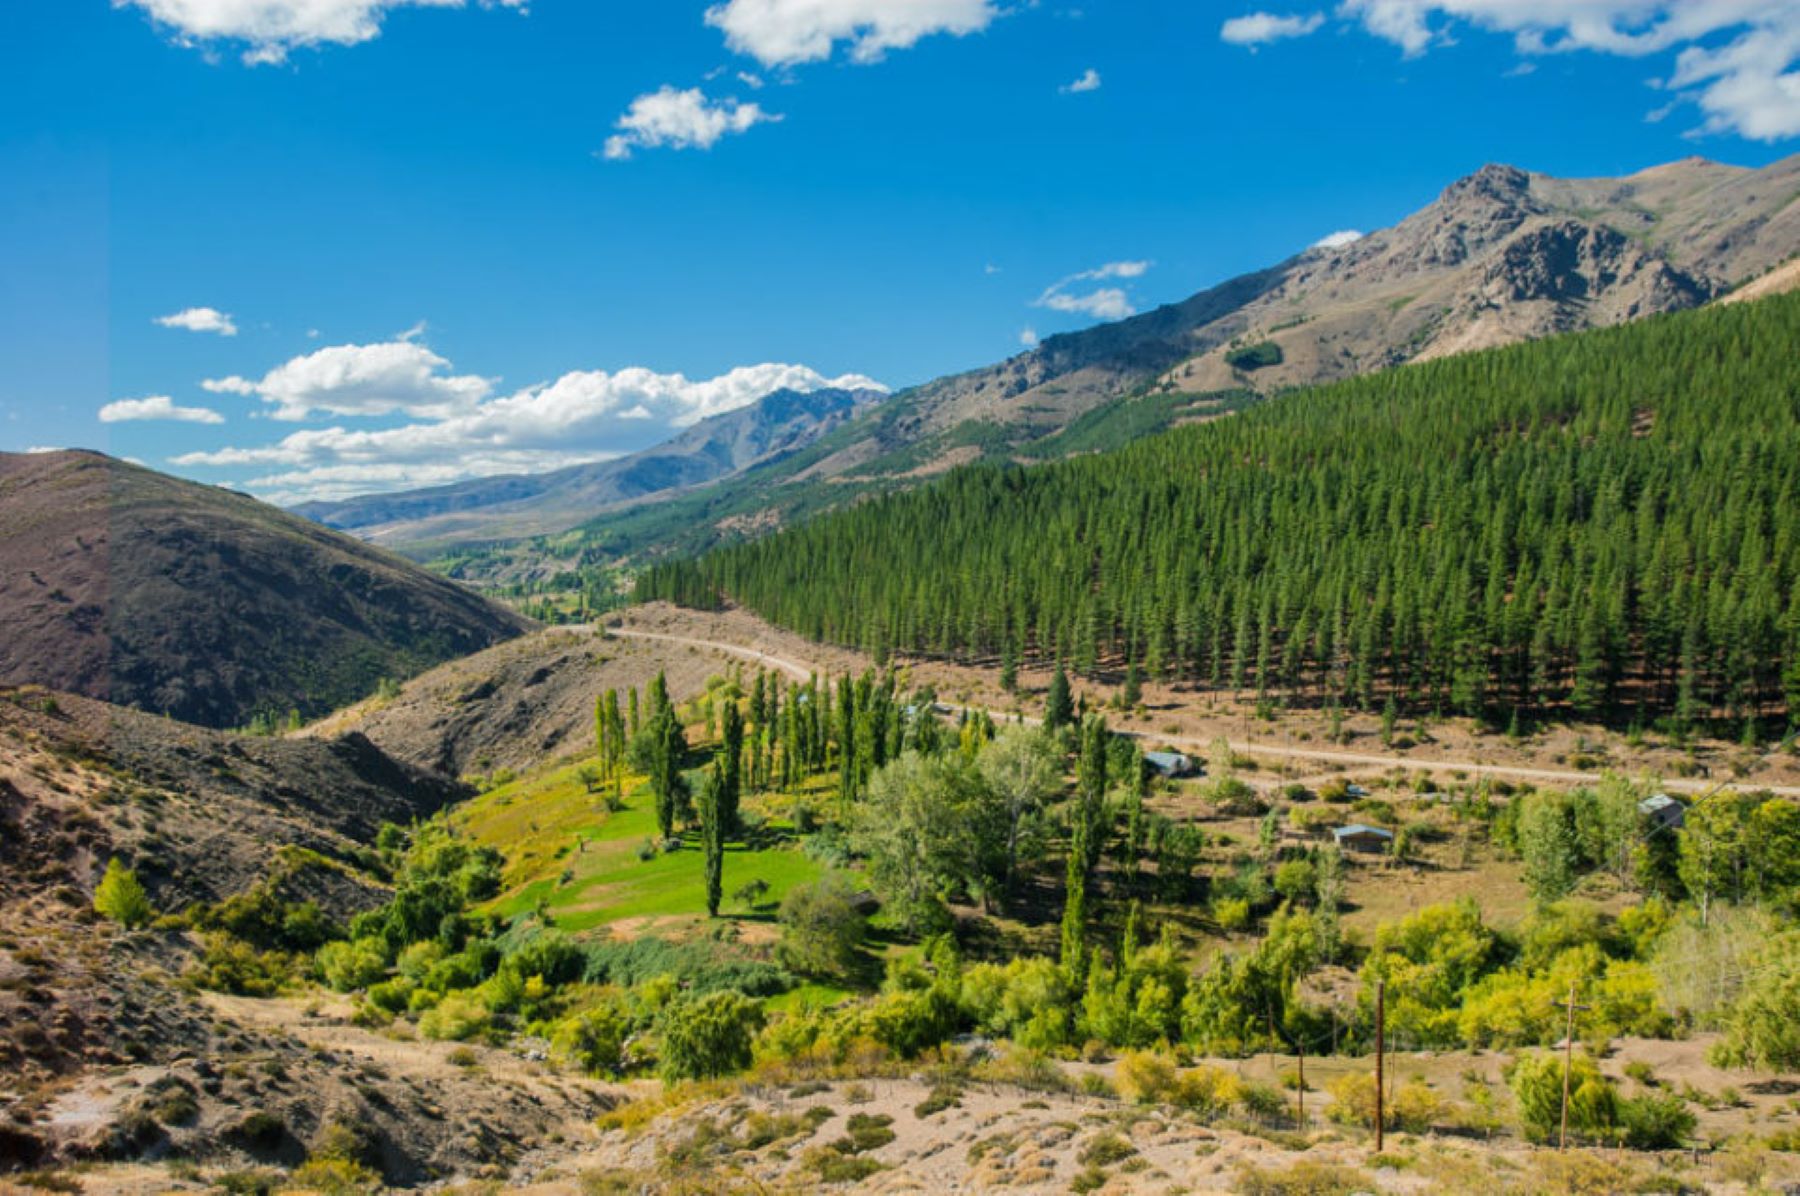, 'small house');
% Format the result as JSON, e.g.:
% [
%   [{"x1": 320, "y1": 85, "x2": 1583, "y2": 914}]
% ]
[
  {"x1": 1333, "y1": 824, "x2": 1395, "y2": 854},
  {"x1": 1638, "y1": 793, "x2": 1686, "y2": 832},
  {"x1": 1144, "y1": 750, "x2": 1198, "y2": 779}
]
